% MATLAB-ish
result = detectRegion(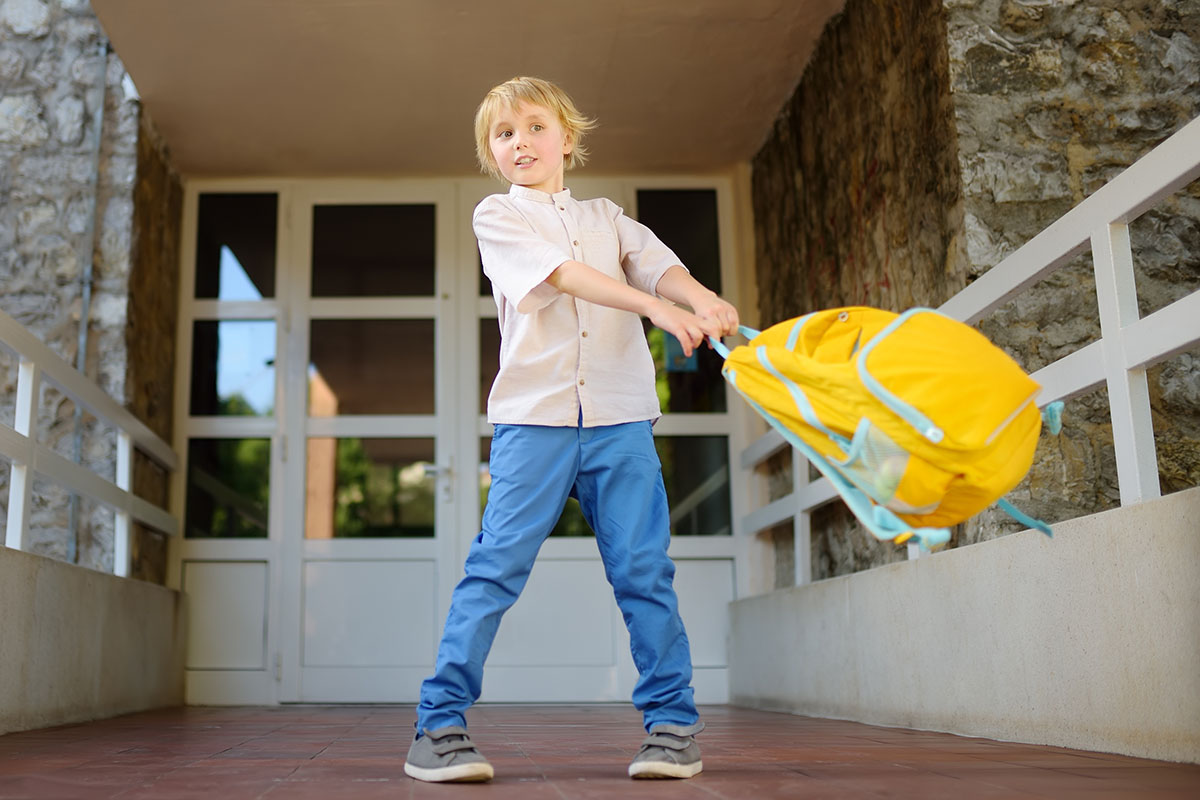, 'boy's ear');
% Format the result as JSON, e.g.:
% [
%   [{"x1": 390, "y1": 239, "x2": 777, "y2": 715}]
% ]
[{"x1": 562, "y1": 131, "x2": 574, "y2": 156}]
